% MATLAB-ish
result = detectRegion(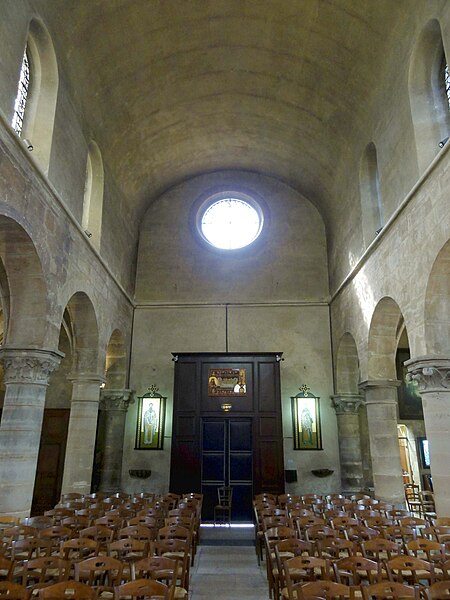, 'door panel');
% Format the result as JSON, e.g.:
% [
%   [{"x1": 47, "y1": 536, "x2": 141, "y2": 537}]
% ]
[
  {"x1": 31, "y1": 409, "x2": 70, "y2": 515},
  {"x1": 201, "y1": 417, "x2": 253, "y2": 522}
]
